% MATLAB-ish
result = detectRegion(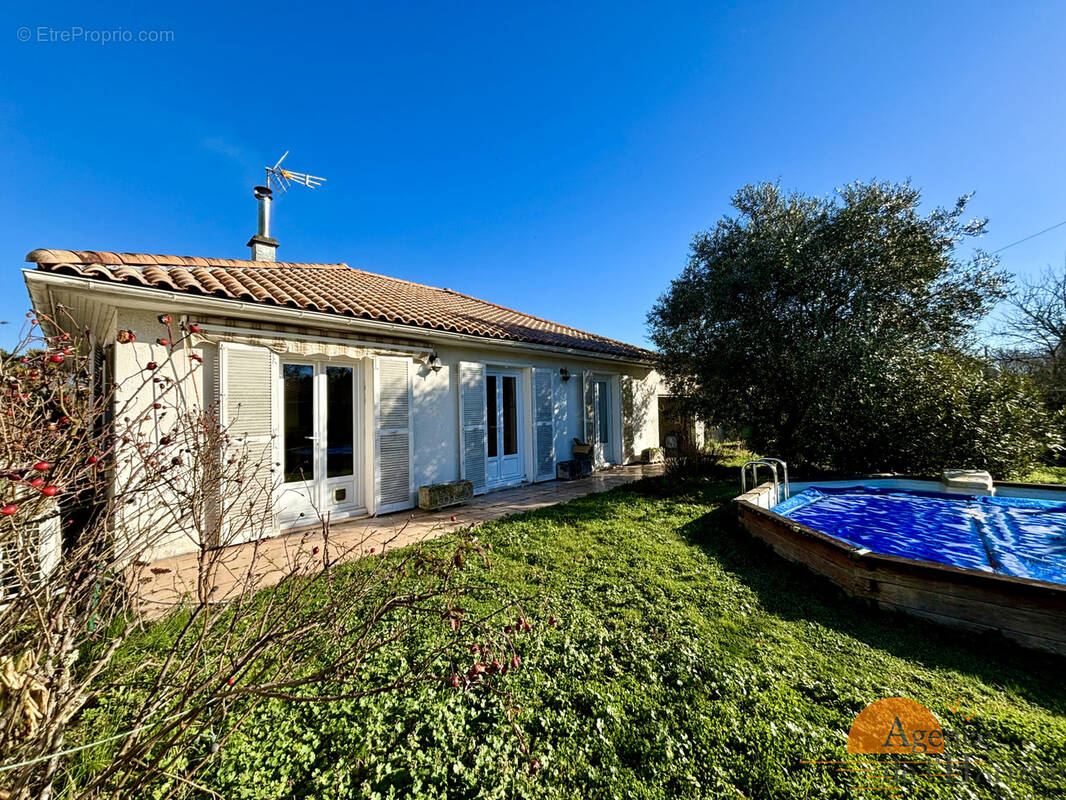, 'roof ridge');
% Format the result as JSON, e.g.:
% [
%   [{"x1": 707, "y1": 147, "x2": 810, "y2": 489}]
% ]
[{"x1": 26, "y1": 249, "x2": 348, "y2": 270}]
